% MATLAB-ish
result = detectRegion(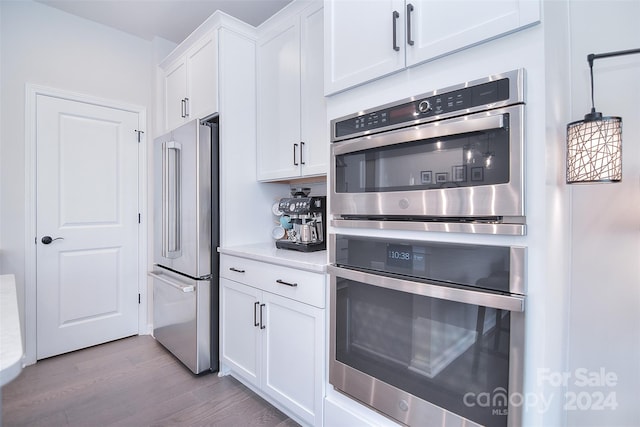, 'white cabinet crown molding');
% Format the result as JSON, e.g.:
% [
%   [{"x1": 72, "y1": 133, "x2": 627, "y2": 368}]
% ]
[
  {"x1": 256, "y1": 0, "x2": 319, "y2": 37},
  {"x1": 160, "y1": 10, "x2": 257, "y2": 68}
]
